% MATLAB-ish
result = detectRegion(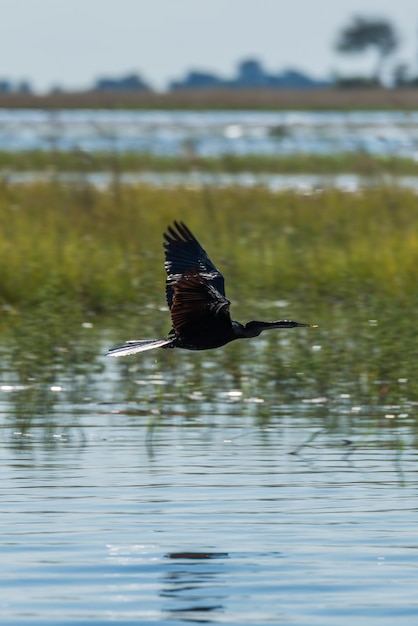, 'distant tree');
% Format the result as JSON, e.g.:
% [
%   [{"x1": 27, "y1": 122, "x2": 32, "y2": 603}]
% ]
[
  {"x1": 392, "y1": 62, "x2": 410, "y2": 87},
  {"x1": 168, "y1": 58, "x2": 330, "y2": 92},
  {"x1": 170, "y1": 71, "x2": 223, "y2": 90},
  {"x1": 237, "y1": 59, "x2": 267, "y2": 86},
  {"x1": 16, "y1": 80, "x2": 32, "y2": 94},
  {"x1": 0, "y1": 80, "x2": 11, "y2": 93},
  {"x1": 335, "y1": 16, "x2": 399, "y2": 84},
  {"x1": 94, "y1": 73, "x2": 151, "y2": 92}
]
